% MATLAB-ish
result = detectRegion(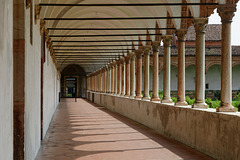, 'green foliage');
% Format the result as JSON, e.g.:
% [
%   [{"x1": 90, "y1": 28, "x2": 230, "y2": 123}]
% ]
[
  {"x1": 233, "y1": 101, "x2": 240, "y2": 111},
  {"x1": 205, "y1": 98, "x2": 212, "y2": 105},
  {"x1": 149, "y1": 92, "x2": 153, "y2": 98},
  {"x1": 171, "y1": 97, "x2": 177, "y2": 103},
  {"x1": 158, "y1": 90, "x2": 163, "y2": 99},
  {"x1": 211, "y1": 100, "x2": 221, "y2": 108},
  {"x1": 234, "y1": 92, "x2": 240, "y2": 101},
  {"x1": 185, "y1": 96, "x2": 195, "y2": 105}
]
